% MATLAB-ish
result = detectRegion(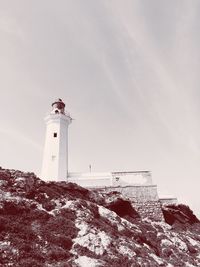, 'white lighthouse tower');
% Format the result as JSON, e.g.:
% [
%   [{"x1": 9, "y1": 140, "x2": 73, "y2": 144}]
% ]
[{"x1": 41, "y1": 99, "x2": 72, "y2": 181}]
